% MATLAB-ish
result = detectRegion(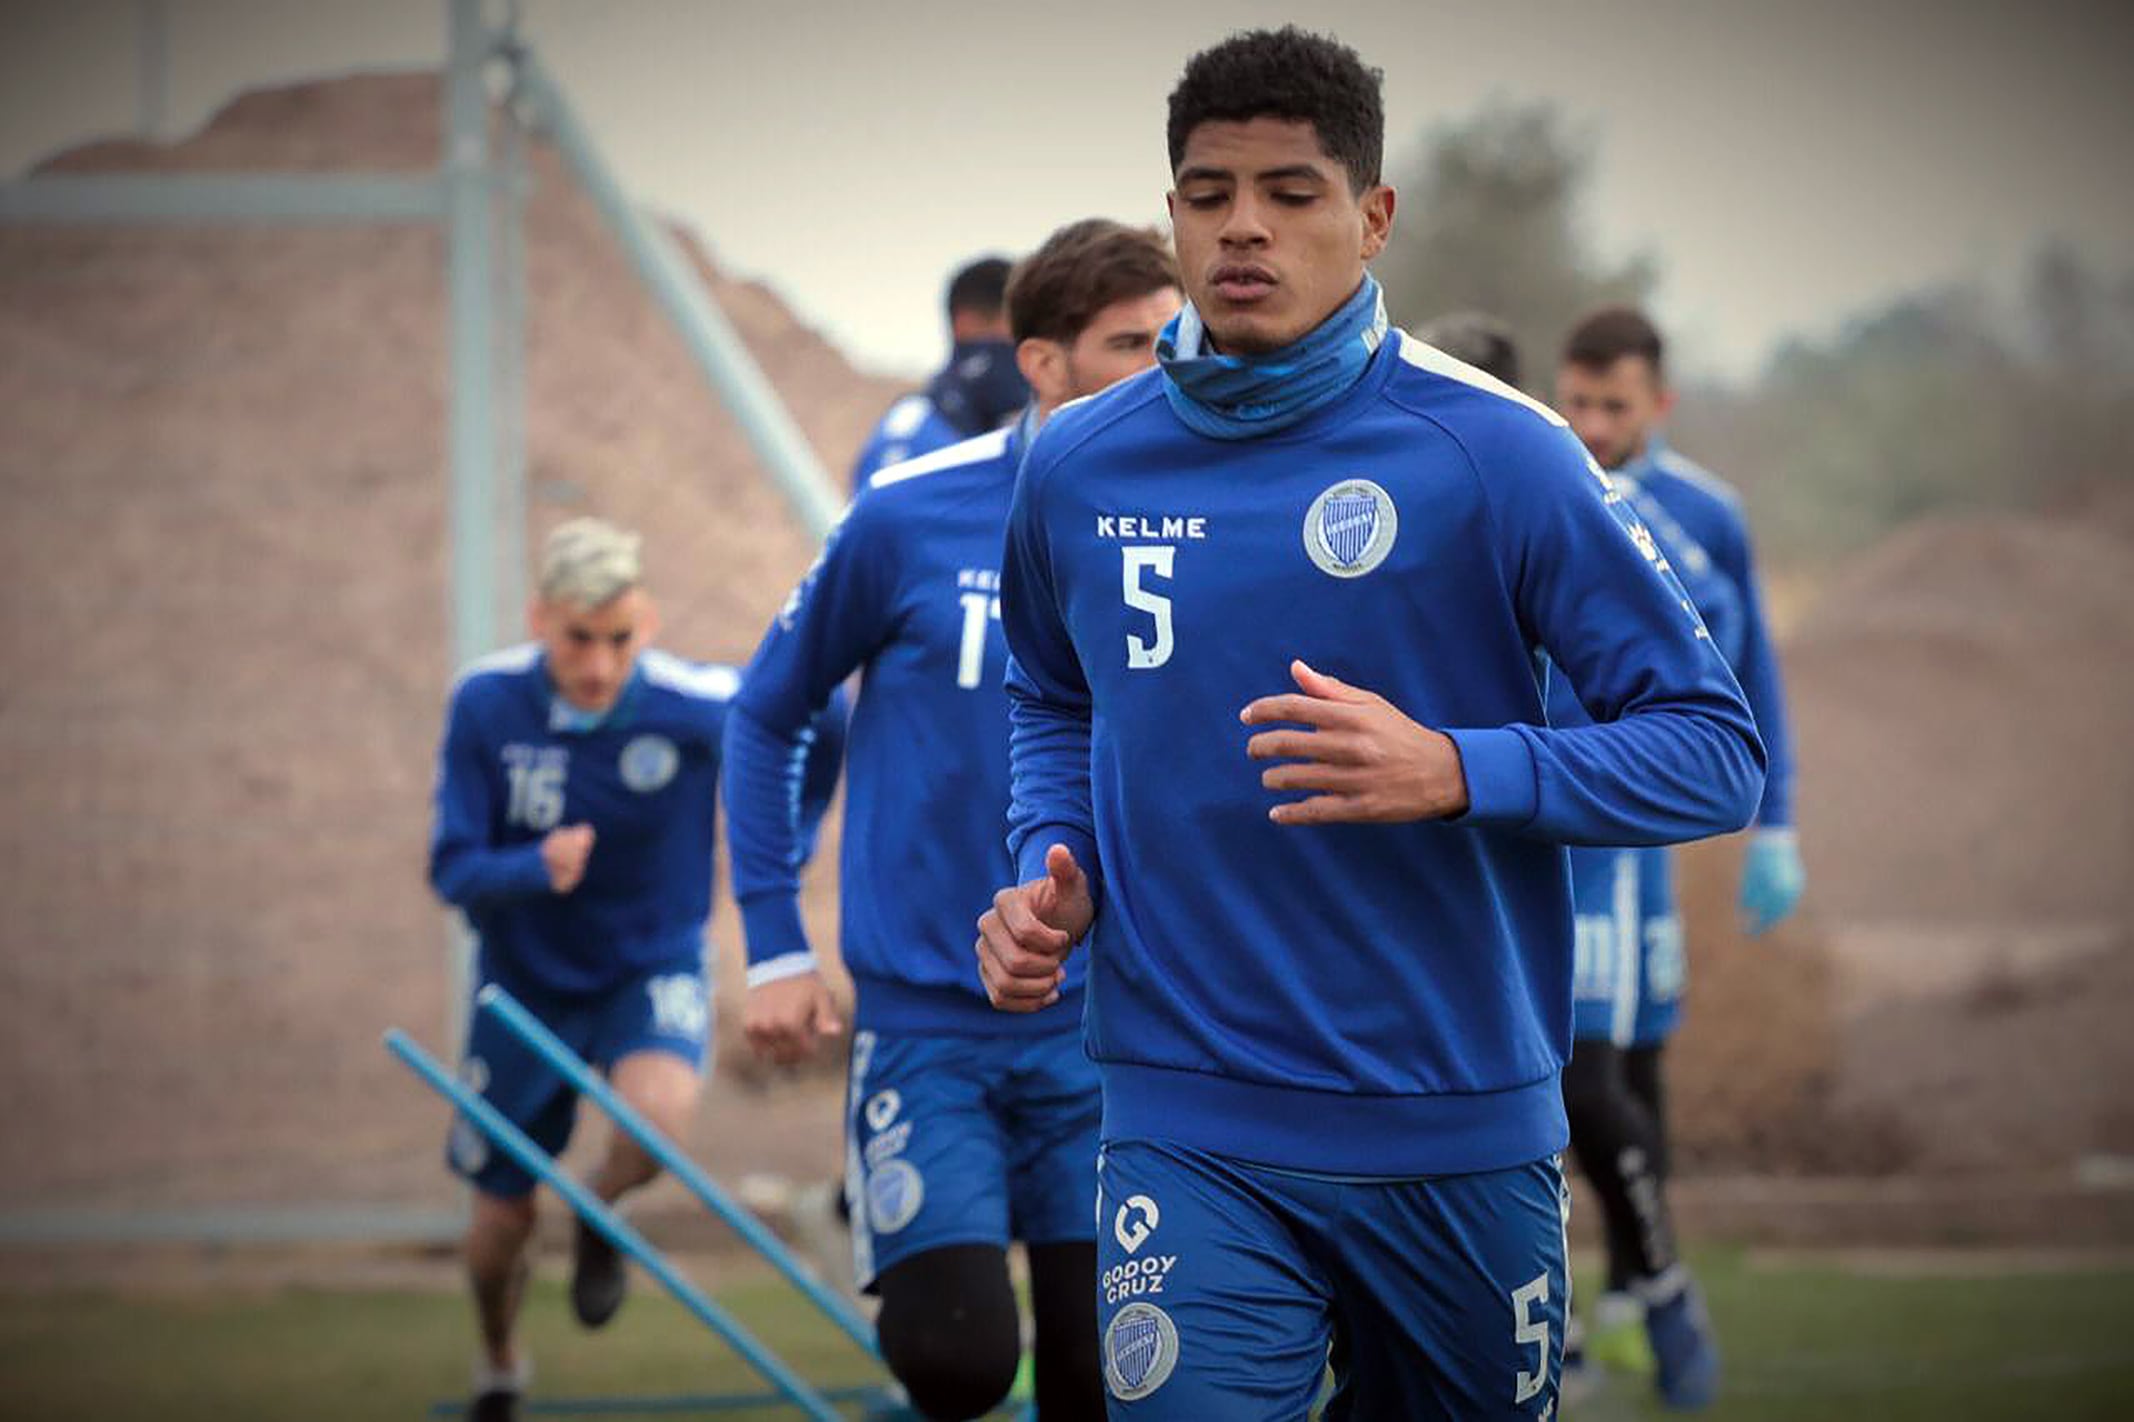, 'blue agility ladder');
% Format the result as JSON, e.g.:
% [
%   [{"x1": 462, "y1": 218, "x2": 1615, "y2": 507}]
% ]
[{"x1": 386, "y1": 982, "x2": 908, "y2": 1421}]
